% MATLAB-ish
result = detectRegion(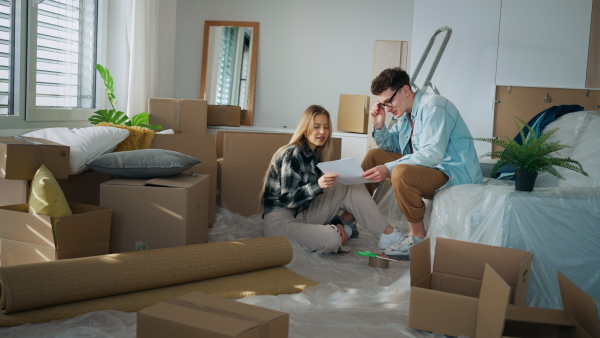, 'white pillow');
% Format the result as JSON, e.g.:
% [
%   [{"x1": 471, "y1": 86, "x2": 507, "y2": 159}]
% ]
[{"x1": 23, "y1": 126, "x2": 130, "y2": 175}]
